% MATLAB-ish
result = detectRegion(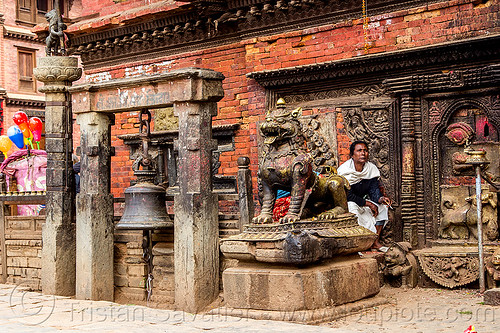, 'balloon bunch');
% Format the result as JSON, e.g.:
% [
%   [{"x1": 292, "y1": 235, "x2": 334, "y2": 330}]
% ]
[{"x1": 0, "y1": 111, "x2": 43, "y2": 158}]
